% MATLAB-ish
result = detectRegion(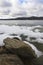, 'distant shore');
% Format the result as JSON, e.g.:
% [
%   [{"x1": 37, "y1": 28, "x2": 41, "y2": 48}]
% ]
[{"x1": 0, "y1": 16, "x2": 43, "y2": 20}]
